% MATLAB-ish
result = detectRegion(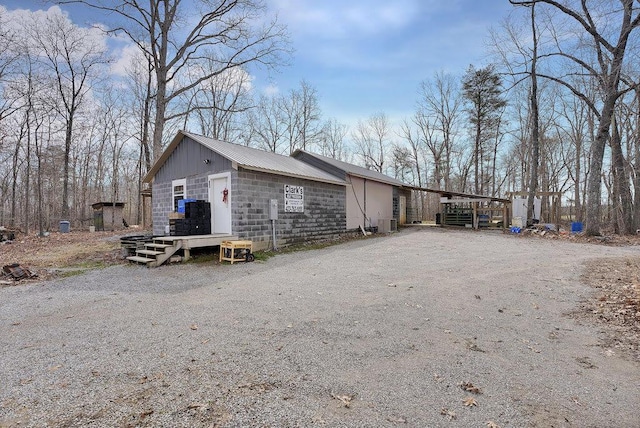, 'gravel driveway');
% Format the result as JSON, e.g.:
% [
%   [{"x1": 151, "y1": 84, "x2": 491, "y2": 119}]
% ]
[{"x1": 1, "y1": 227, "x2": 639, "y2": 427}]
